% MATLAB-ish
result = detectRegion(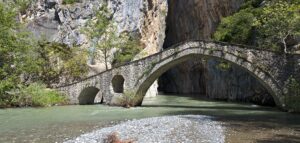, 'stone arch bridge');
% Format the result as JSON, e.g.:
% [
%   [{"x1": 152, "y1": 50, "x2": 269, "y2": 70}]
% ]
[{"x1": 57, "y1": 40, "x2": 300, "y2": 109}]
